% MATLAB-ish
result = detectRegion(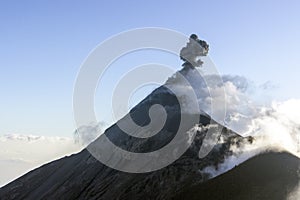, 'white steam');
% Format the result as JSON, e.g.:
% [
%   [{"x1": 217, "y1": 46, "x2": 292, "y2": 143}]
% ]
[
  {"x1": 73, "y1": 122, "x2": 107, "y2": 146},
  {"x1": 167, "y1": 69, "x2": 300, "y2": 178}
]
